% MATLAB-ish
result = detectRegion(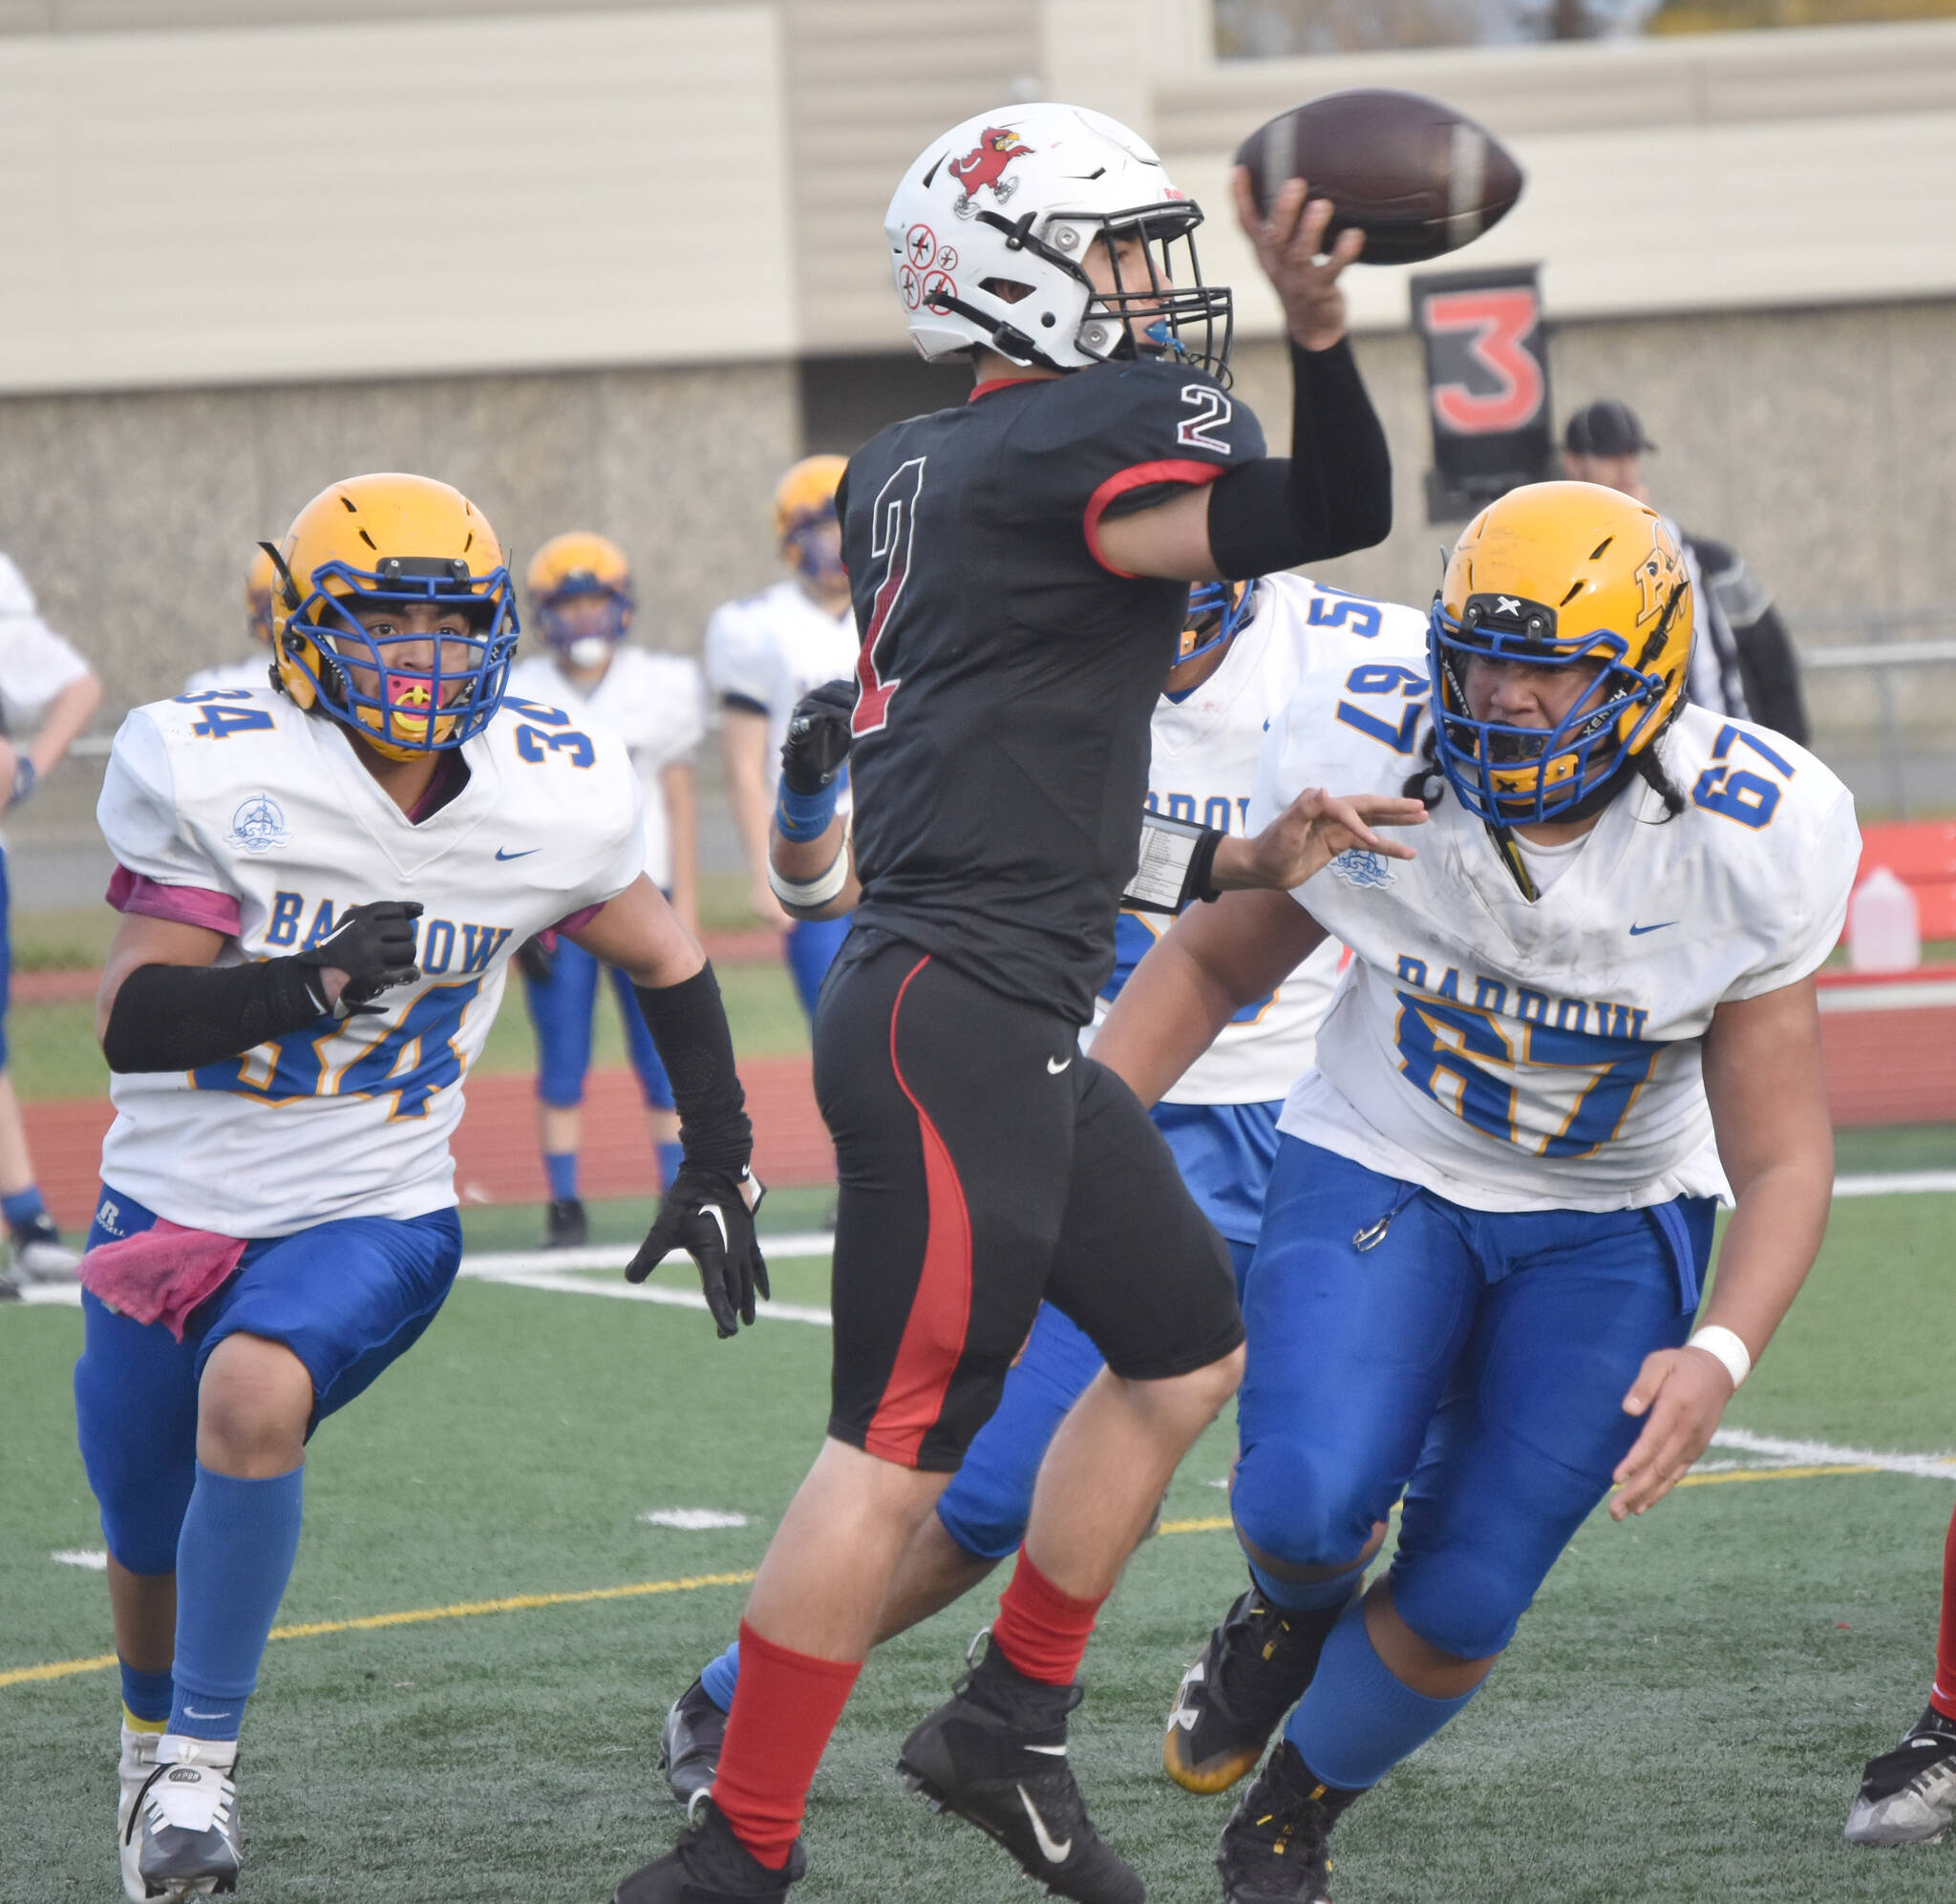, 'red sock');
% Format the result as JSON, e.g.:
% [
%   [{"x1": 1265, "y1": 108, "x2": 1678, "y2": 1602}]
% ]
[
  {"x1": 1932, "y1": 1501, "x2": 1956, "y2": 1722},
  {"x1": 712, "y1": 1622, "x2": 861, "y2": 1870},
  {"x1": 990, "y1": 1548, "x2": 1105, "y2": 1686}
]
